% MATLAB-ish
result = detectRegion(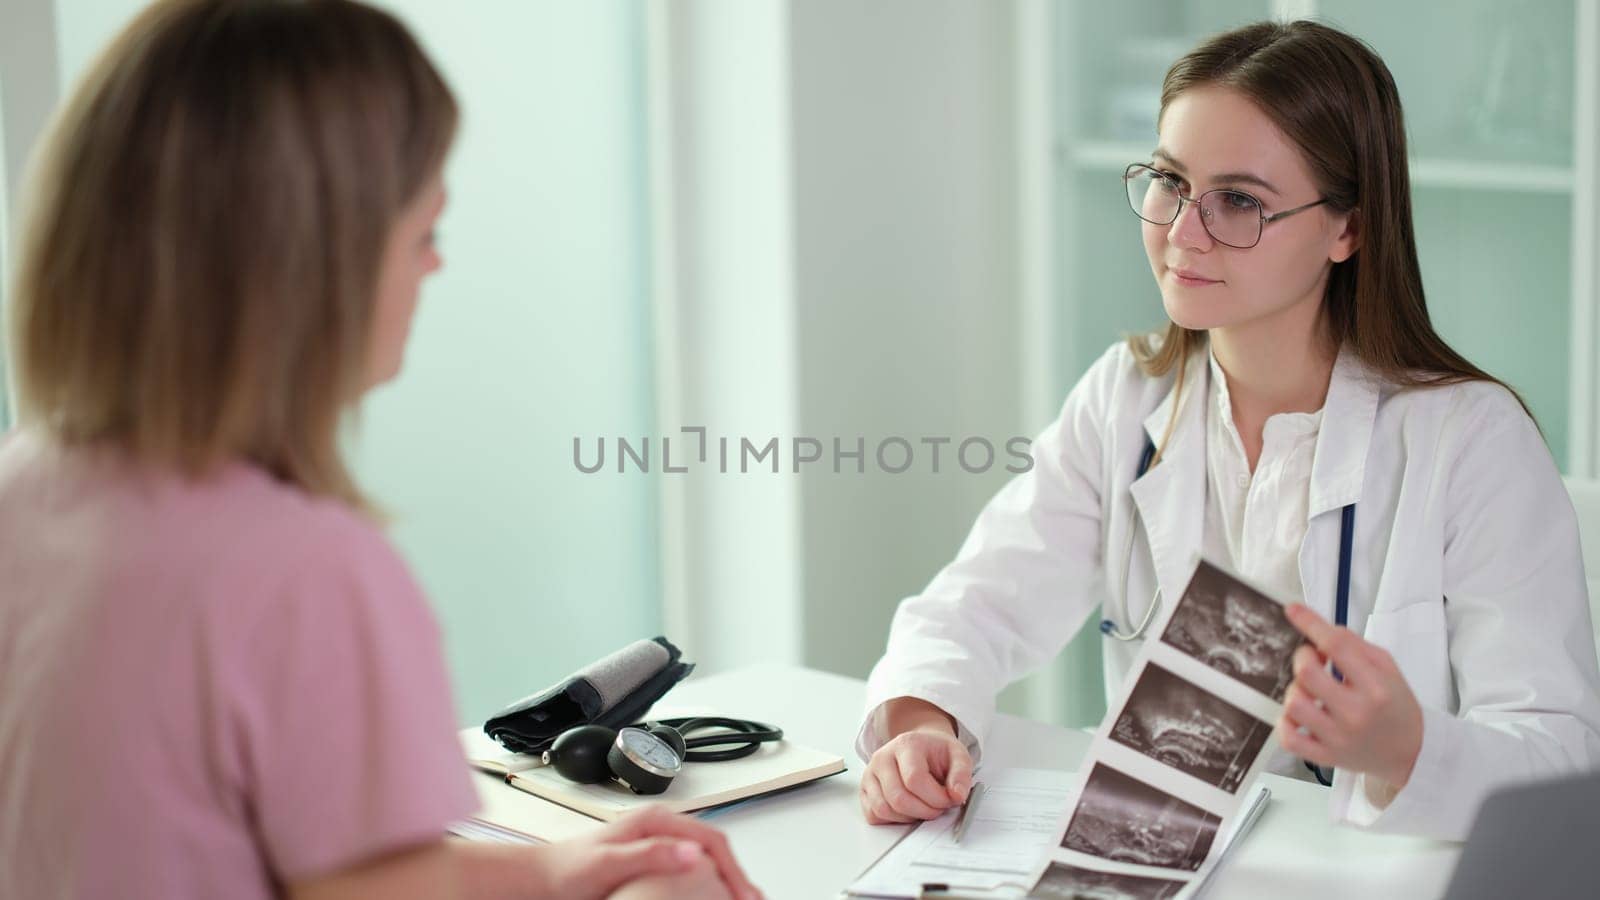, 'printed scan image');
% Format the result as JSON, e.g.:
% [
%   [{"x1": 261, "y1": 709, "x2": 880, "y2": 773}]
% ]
[
  {"x1": 1160, "y1": 560, "x2": 1304, "y2": 700},
  {"x1": 1110, "y1": 663, "x2": 1272, "y2": 793},
  {"x1": 1027, "y1": 862, "x2": 1186, "y2": 900},
  {"x1": 1061, "y1": 764, "x2": 1221, "y2": 872}
]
